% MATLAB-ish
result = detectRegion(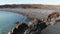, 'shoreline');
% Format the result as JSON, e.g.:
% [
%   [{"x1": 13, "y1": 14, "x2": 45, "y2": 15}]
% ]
[
  {"x1": 0, "y1": 8, "x2": 57, "y2": 19},
  {"x1": 0, "y1": 8, "x2": 60, "y2": 34}
]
